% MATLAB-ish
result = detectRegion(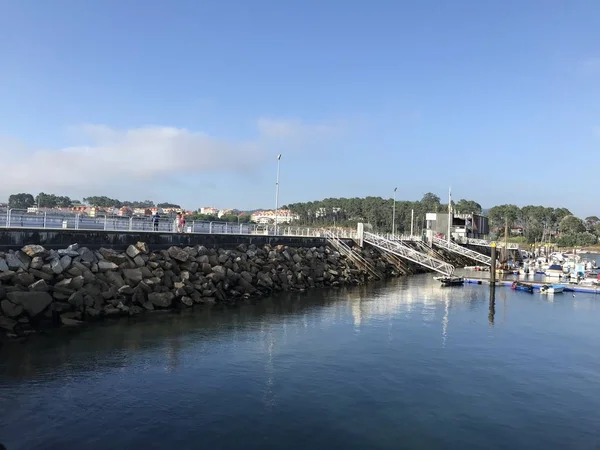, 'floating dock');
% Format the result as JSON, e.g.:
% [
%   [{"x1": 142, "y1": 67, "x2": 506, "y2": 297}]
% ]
[{"x1": 464, "y1": 278, "x2": 600, "y2": 294}]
